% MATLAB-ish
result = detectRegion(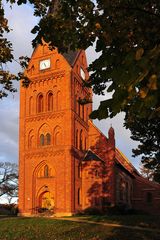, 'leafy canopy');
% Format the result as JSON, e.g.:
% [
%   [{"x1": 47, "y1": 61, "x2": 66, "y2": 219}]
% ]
[
  {"x1": 0, "y1": 0, "x2": 51, "y2": 98},
  {"x1": 125, "y1": 116, "x2": 160, "y2": 182},
  {"x1": 31, "y1": 0, "x2": 160, "y2": 120},
  {"x1": 1, "y1": 0, "x2": 160, "y2": 120}
]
